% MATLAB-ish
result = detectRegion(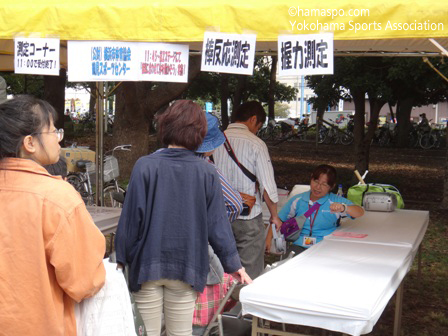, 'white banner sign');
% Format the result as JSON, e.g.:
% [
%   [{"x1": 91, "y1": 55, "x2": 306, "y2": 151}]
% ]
[
  {"x1": 278, "y1": 33, "x2": 333, "y2": 76},
  {"x1": 14, "y1": 37, "x2": 60, "y2": 76},
  {"x1": 201, "y1": 32, "x2": 256, "y2": 75},
  {"x1": 139, "y1": 43, "x2": 189, "y2": 83},
  {"x1": 68, "y1": 41, "x2": 189, "y2": 82},
  {"x1": 68, "y1": 41, "x2": 138, "y2": 82}
]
